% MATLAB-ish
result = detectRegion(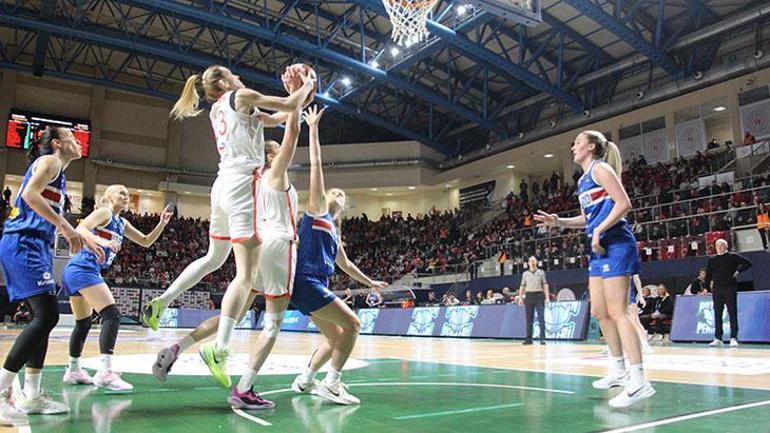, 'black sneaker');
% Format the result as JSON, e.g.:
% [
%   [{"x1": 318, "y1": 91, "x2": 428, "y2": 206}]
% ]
[{"x1": 523, "y1": 340, "x2": 533, "y2": 345}]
